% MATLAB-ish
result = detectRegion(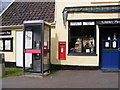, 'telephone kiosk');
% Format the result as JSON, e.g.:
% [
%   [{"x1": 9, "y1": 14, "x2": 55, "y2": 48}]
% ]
[
  {"x1": 102, "y1": 33, "x2": 120, "y2": 70},
  {"x1": 23, "y1": 20, "x2": 51, "y2": 75}
]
